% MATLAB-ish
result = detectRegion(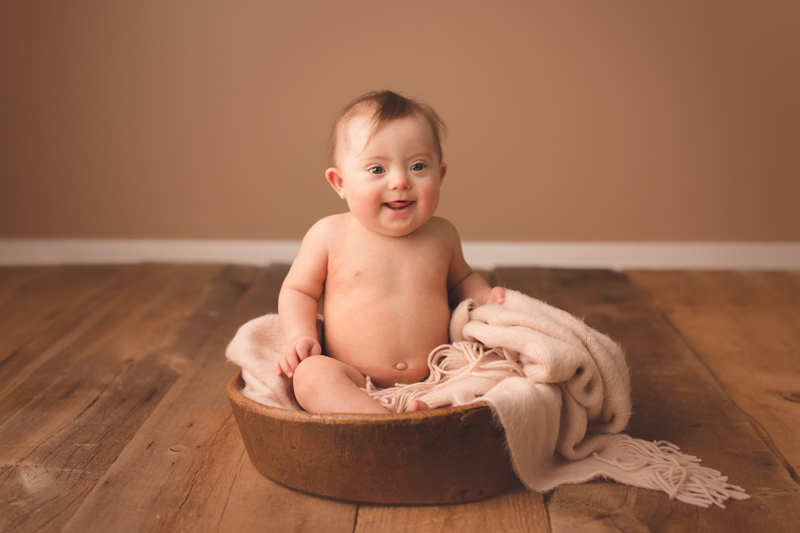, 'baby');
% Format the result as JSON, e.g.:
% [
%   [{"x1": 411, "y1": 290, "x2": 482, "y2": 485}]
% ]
[{"x1": 276, "y1": 90, "x2": 505, "y2": 414}]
